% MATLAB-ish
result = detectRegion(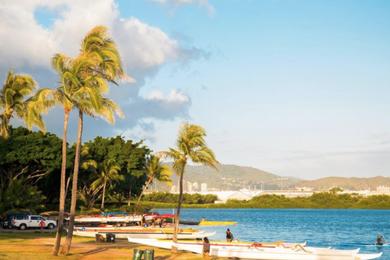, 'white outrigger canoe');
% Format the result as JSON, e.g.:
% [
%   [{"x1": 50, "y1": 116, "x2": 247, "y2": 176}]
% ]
[
  {"x1": 128, "y1": 238, "x2": 383, "y2": 260},
  {"x1": 73, "y1": 227, "x2": 215, "y2": 240},
  {"x1": 74, "y1": 215, "x2": 142, "y2": 224}
]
